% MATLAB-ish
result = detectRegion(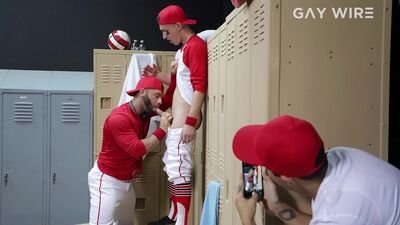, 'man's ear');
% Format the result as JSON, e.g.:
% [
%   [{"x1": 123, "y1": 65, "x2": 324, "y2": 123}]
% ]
[
  {"x1": 139, "y1": 89, "x2": 145, "y2": 96},
  {"x1": 176, "y1": 22, "x2": 183, "y2": 30}
]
